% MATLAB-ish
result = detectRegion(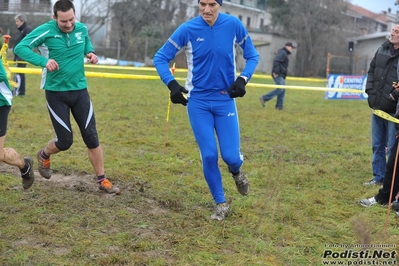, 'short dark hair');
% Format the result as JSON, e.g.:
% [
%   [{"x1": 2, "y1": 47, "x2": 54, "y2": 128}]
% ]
[{"x1": 53, "y1": 0, "x2": 75, "y2": 18}]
